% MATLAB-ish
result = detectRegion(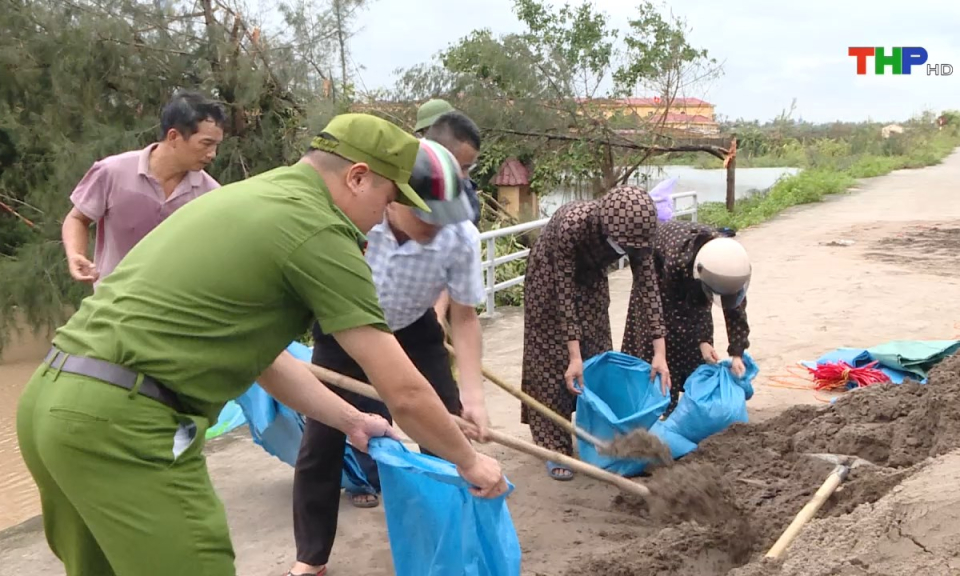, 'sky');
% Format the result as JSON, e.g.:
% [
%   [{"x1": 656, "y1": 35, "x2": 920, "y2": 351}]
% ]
[{"x1": 262, "y1": 0, "x2": 960, "y2": 124}]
